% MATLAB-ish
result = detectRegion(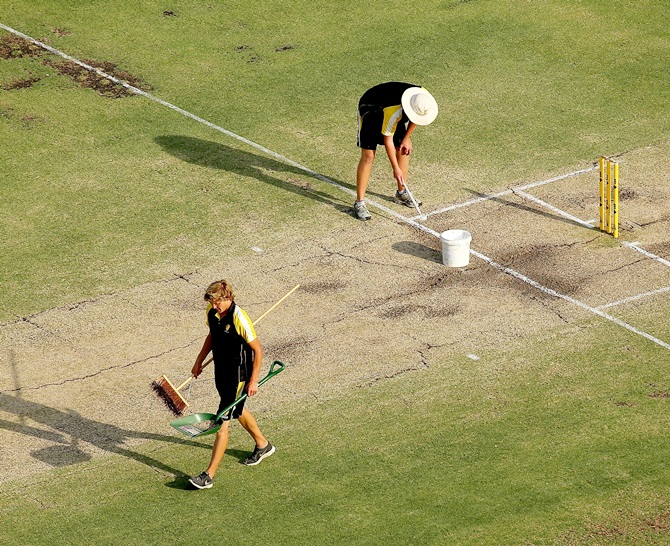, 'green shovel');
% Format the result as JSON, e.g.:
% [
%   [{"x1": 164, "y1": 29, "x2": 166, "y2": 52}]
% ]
[{"x1": 169, "y1": 360, "x2": 285, "y2": 438}]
